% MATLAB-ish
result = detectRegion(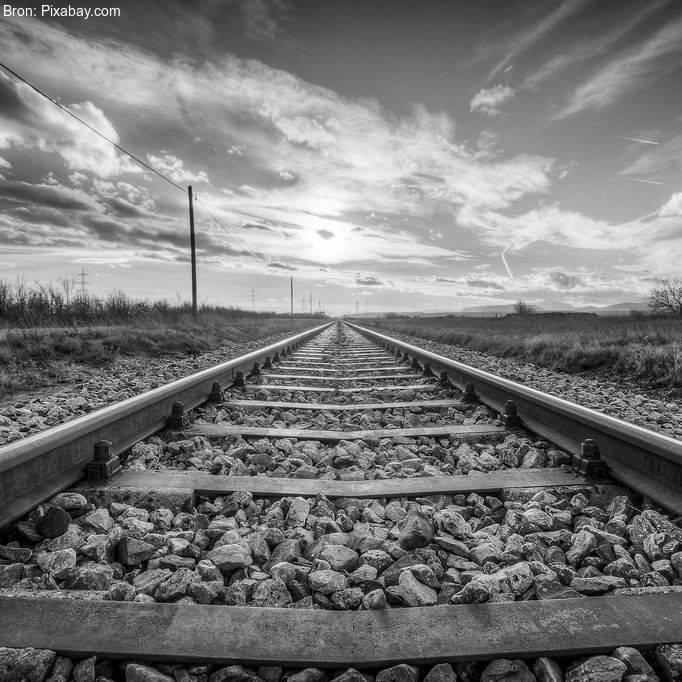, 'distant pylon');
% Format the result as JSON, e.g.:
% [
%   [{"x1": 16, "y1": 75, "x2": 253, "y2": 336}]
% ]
[
  {"x1": 76, "y1": 267, "x2": 89, "y2": 299},
  {"x1": 249, "y1": 288, "x2": 257, "y2": 311}
]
